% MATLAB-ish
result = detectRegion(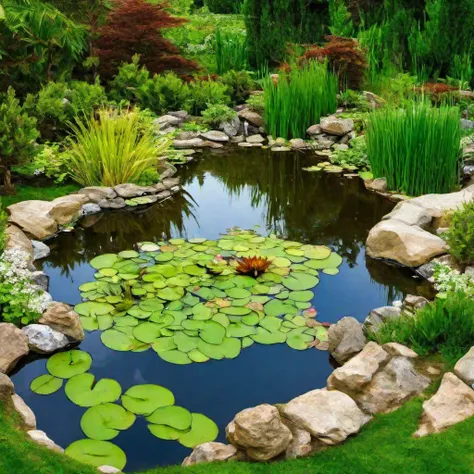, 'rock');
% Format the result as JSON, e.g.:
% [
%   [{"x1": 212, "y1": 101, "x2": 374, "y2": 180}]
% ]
[
  {"x1": 383, "y1": 202, "x2": 432, "y2": 228},
  {"x1": 327, "y1": 342, "x2": 390, "y2": 395},
  {"x1": 114, "y1": 184, "x2": 151, "y2": 199},
  {"x1": 159, "y1": 163, "x2": 178, "y2": 180},
  {"x1": 271, "y1": 146, "x2": 291, "y2": 152},
  {"x1": 427, "y1": 367, "x2": 441, "y2": 376},
  {"x1": 238, "y1": 142, "x2": 255, "y2": 148},
  {"x1": 284, "y1": 389, "x2": 371, "y2": 445},
  {"x1": 363, "y1": 91, "x2": 386, "y2": 109},
  {"x1": 27, "y1": 430, "x2": 64, "y2": 453},
  {"x1": 156, "y1": 191, "x2": 172, "y2": 201},
  {"x1": 238, "y1": 109, "x2": 264, "y2": 128},
  {"x1": 365, "y1": 178, "x2": 388, "y2": 193},
  {"x1": 168, "y1": 110, "x2": 189, "y2": 121},
  {"x1": 0, "y1": 323, "x2": 29, "y2": 374},
  {"x1": 182, "y1": 442, "x2": 238, "y2": 466},
  {"x1": 275, "y1": 137, "x2": 287, "y2": 146},
  {"x1": 414, "y1": 372, "x2": 474, "y2": 437},
  {"x1": 226, "y1": 404, "x2": 292, "y2": 461},
  {"x1": 97, "y1": 466, "x2": 122, "y2": 474},
  {"x1": 461, "y1": 118, "x2": 474, "y2": 130},
  {"x1": 231, "y1": 135, "x2": 245, "y2": 143},
  {"x1": 382, "y1": 343, "x2": 418, "y2": 358},
  {"x1": 39, "y1": 302, "x2": 84, "y2": 342},
  {"x1": 78, "y1": 187, "x2": 117, "y2": 203},
  {"x1": 314, "y1": 138, "x2": 333, "y2": 150},
  {"x1": 175, "y1": 131, "x2": 199, "y2": 141},
  {"x1": 320, "y1": 117, "x2": 354, "y2": 136},
  {"x1": 281, "y1": 418, "x2": 313, "y2": 459},
  {"x1": 173, "y1": 138, "x2": 205, "y2": 149},
  {"x1": 364, "y1": 306, "x2": 402, "y2": 333},
  {"x1": 307, "y1": 124, "x2": 322, "y2": 136},
  {"x1": 49, "y1": 195, "x2": 86, "y2": 225},
  {"x1": 31, "y1": 271, "x2": 49, "y2": 292},
  {"x1": 201, "y1": 140, "x2": 224, "y2": 149},
  {"x1": 454, "y1": 347, "x2": 474, "y2": 386},
  {"x1": 357, "y1": 356, "x2": 430, "y2": 414},
  {"x1": 98, "y1": 197, "x2": 126, "y2": 210},
  {"x1": 366, "y1": 220, "x2": 448, "y2": 267},
  {"x1": 220, "y1": 116, "x2": 241, "y2": 137},
  {"x1": 22, "y1": 324, "x2": 69, "y2": 354},
  {"x1": 81, "y1": 203, "x2": 101, "y2": 216},
  {"x1": 5, "y1": 226, "x2": 33, "y2": 262},
  {"x1": 289, "y1": 138, "x2": 308, "y2": 150},
  {"x1": 162, "y1": 178, "x2": 180, "y2": 189},
  {"x1": 246, "y1": 134, "x2": 265, "y2": 144},
  {"x1": 12, "y1": 394, "x2": 36, "y2": 430},
  {"x1": 31, "y1": 240, "x2": 50, "y2": 260},
  {"x1": 7, "y1": 201, "x2": 58, "y2": 240},
  {"x1": 332, "y1": 143, "x2": 349, "y2": 152},
  {"x1": 154, "y1": 115, "x2": 181, "y2": 130},
  {"x1": 416, "y1": 254, "x2": 461, "y2": 281},
  {"x1": 328, "y1": 317, "x2": 367, "y2": 364},
  {"x1": 0, "y1": 373, "x2": 14, "y2": 404},
  {"x1": 200, "y1": 131, "x2": 229, "y2": 143},
  {"x1": 403, "y1": 295, "x2": 429, "y2": 310}
]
